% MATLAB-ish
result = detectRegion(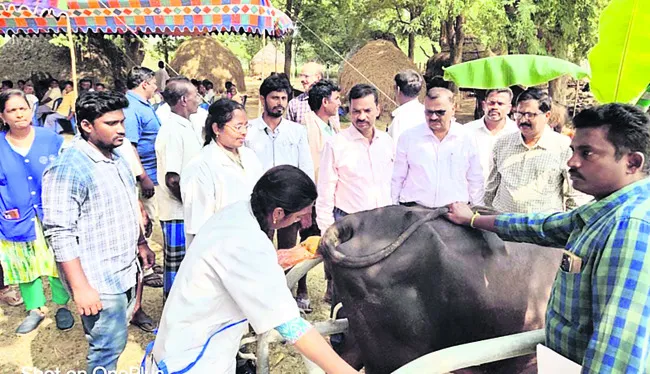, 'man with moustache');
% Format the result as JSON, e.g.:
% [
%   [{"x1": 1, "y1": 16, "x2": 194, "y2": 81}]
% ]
[
  {"x1": 316, "y1": 83, "x2": 394, "y2": 232},
  {"x1": 245, "y1": 74, "x2": 314, "y2": 310},
  {"x1": 392, "y1": 87, "x2": 484, "y2": 208},
  {"x1": 485, "y1": 88, "x2": 583, "y2": 213},
  {"x1": 287, "y1": 62, "x2": 340, "y2": 128},
  {"x1": 465, "y1": 88, "x2": 519, "y2": 181},
  {"x1": 43, "y1": 91, "x2": 155, "y2": 372},
  {"x1": 446, "y1": 103, "x2": 650, "y2": 372},
  {"x1": 154, "y1": 77, "x2": 203, "y2": 301}
]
